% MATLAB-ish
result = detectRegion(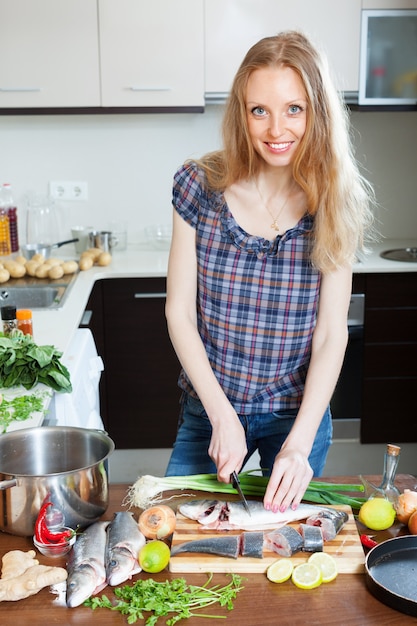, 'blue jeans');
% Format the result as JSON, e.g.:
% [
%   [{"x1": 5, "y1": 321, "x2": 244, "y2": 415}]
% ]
[{"x1": 165, "y1": 392, "x2": 333, "y2": 477}]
